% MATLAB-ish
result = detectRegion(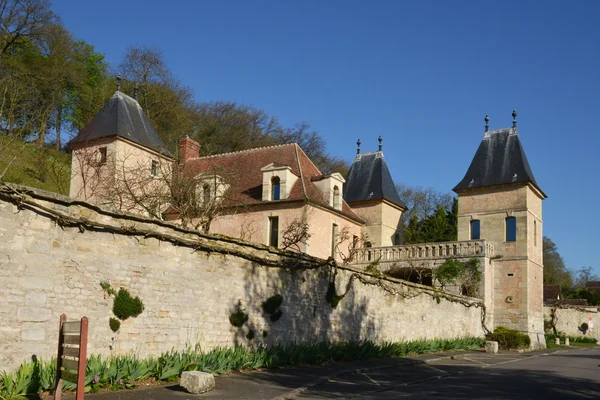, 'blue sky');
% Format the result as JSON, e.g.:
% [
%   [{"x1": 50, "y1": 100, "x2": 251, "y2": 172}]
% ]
[{"x1": 52, "y1": 0, "x2": 599, "y2": 276}]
